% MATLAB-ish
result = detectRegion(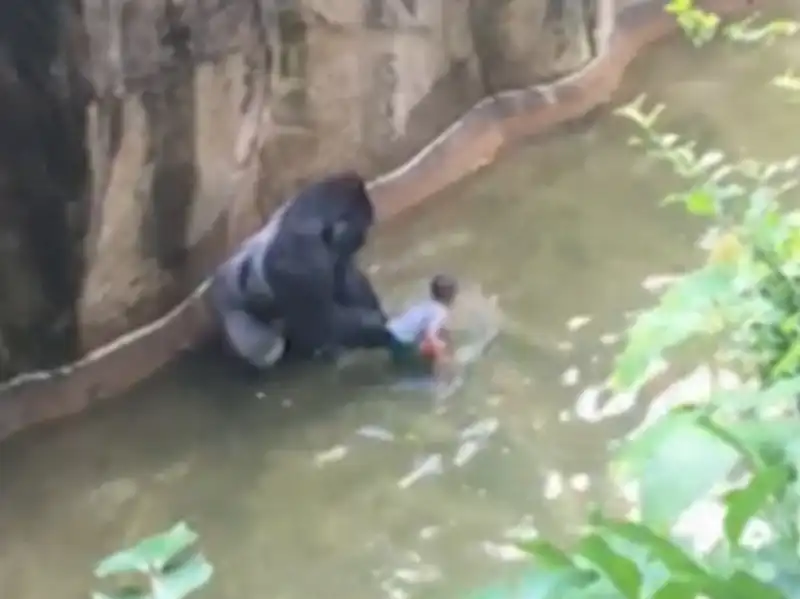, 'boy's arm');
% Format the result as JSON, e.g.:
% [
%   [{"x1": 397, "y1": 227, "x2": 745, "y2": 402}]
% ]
[
  {"x1": 425, "y1": 313, "x2": 454, "y2": 377},
  {"x1": 425, "y1": 309, "x2": 449, "y2": 341}
]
